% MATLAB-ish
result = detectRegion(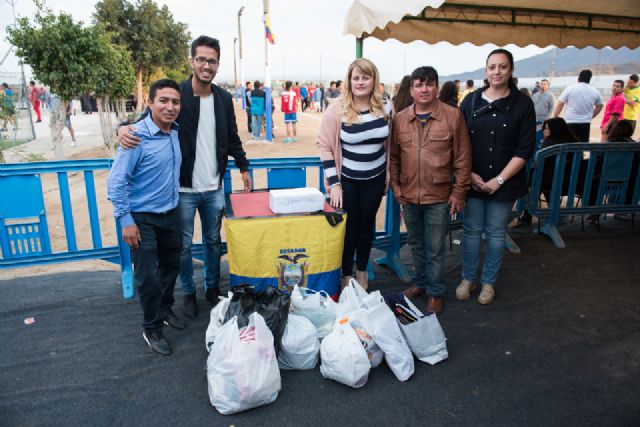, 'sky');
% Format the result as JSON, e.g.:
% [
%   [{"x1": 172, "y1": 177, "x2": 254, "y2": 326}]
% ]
[{"x1": 1, "y1": 0, "x2": 551, "y2": 84}]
